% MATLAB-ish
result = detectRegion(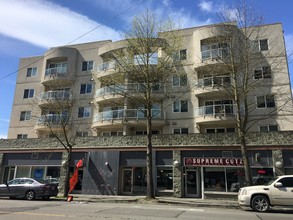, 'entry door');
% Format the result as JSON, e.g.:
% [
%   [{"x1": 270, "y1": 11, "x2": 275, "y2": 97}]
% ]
[
  {"x1": 122, "y1": 169, "x2": 133, "y2": 194},
  {"x1": 185, "y1": 168, "x2": 200, "y2": 197}
]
